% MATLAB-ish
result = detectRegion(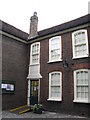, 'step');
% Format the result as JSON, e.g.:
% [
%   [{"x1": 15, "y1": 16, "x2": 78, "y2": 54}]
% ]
[
  {"x1": 10, "y1": 105, "x2": 31, "y2": 114},
  {"x1": 10, "y1": 105, "x2": 28, "y2": 112}
]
